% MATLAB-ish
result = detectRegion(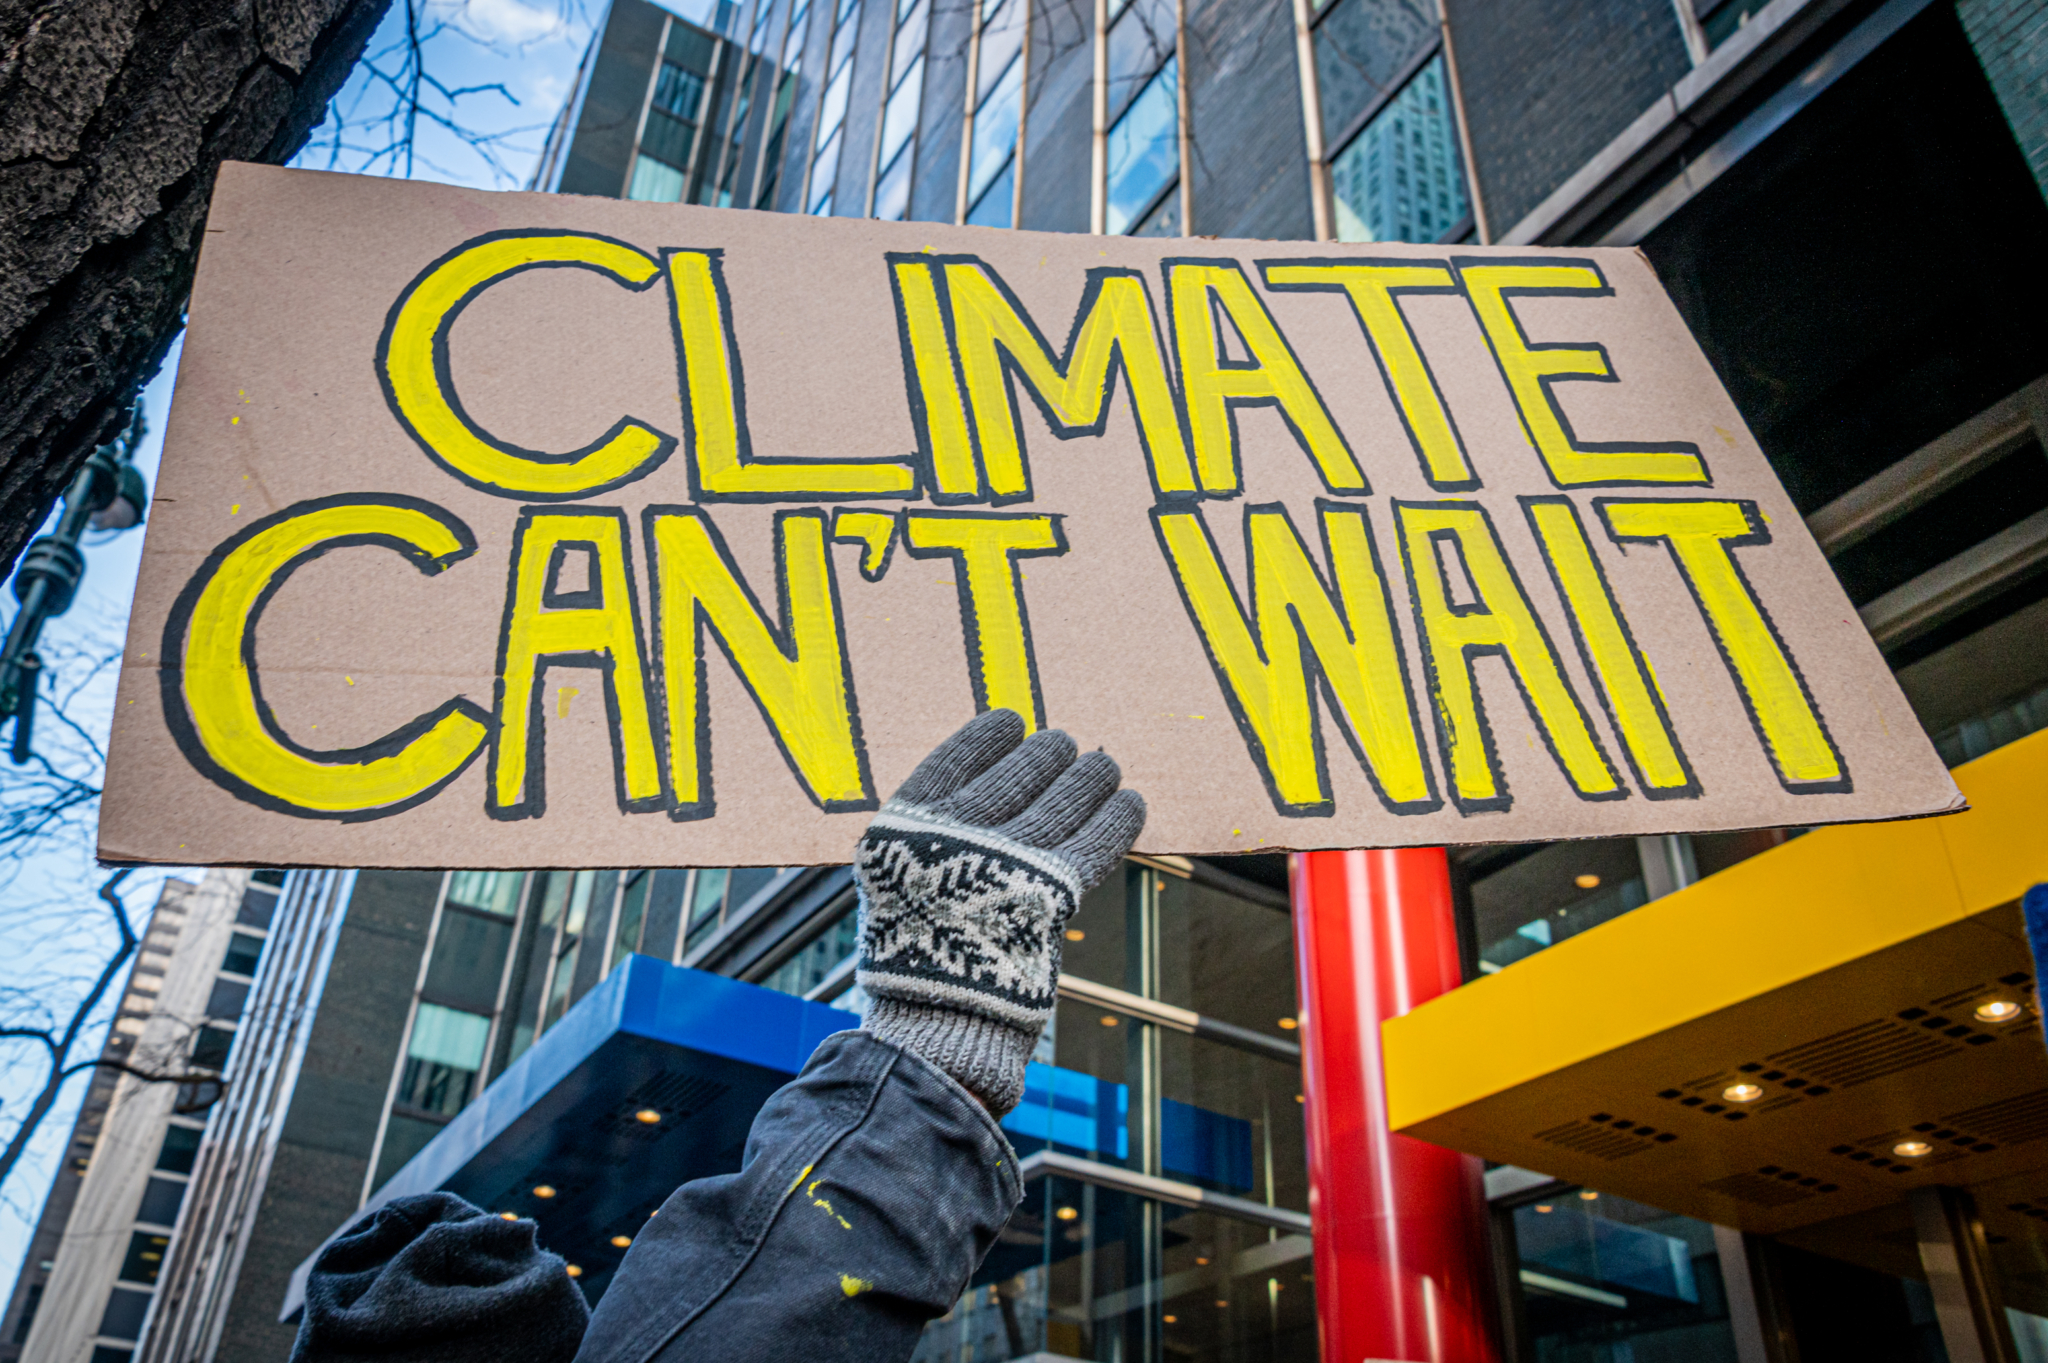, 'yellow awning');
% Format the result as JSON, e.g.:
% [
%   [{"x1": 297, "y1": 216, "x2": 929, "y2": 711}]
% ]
[{"x1": 1383, "y1": 726, "x2": 2048, "y2": 1232}]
